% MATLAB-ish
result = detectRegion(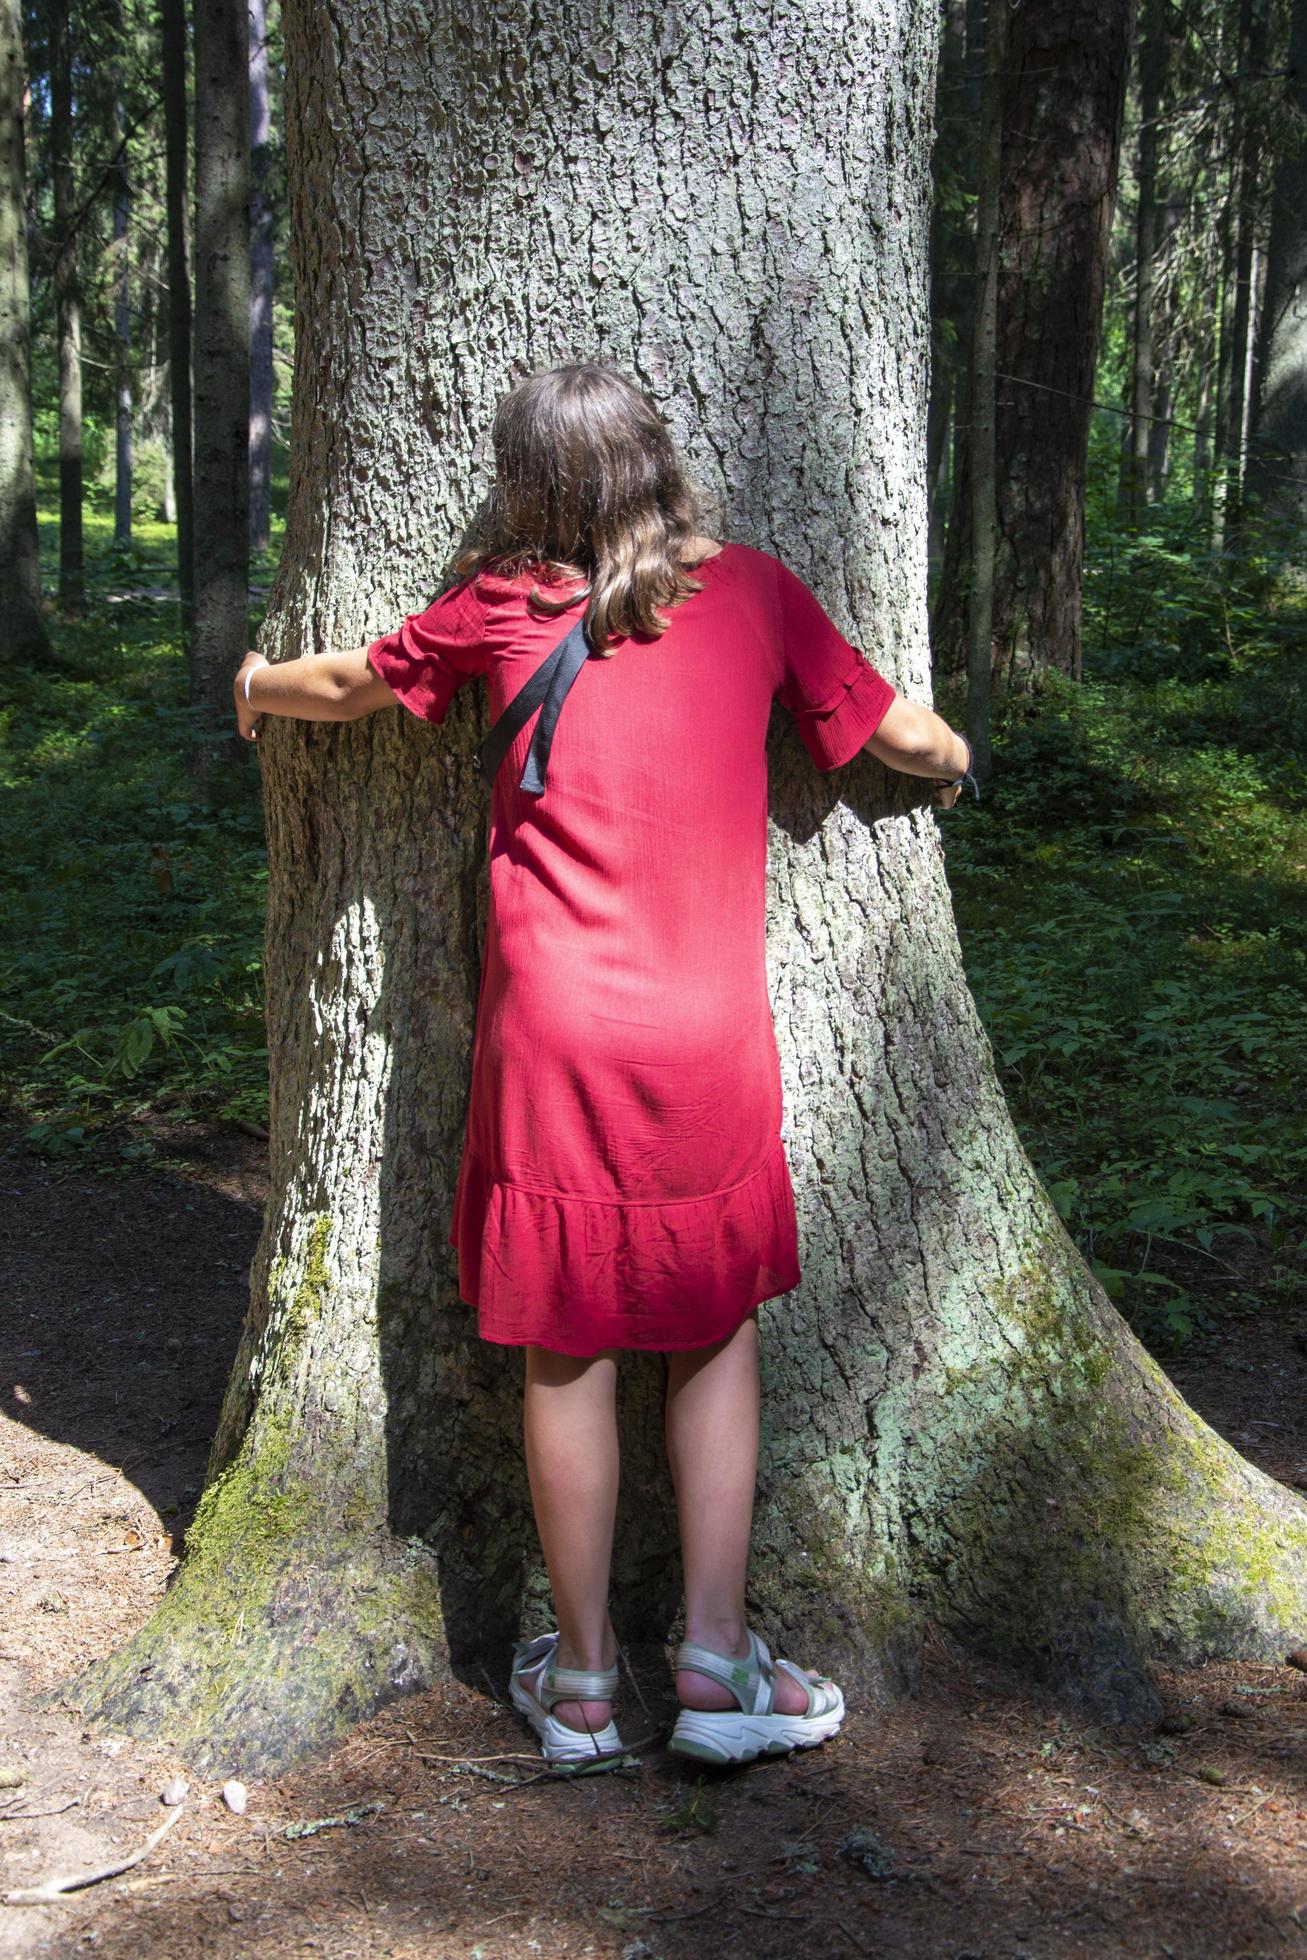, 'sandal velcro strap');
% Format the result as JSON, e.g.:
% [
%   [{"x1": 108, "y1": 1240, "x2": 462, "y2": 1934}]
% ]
[
  {"x1": 774, "y1": 1656, "x2": 840, "y2": 1720},
  {"x1": 543, "y1": 1662, "x2": 620, "y2": 1702},
  {"x1": 673, "y1": 1630, "x2": 777, "y2": 1715},
  {"x1": 511, "y1": 1631, "x2": 618, "y2": 1714}
]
